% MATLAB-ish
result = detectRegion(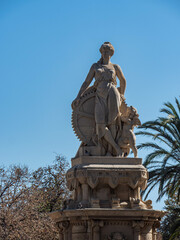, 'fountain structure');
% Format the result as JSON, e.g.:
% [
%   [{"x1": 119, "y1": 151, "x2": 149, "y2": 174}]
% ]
[{"x1": 50, "y1": 42, "x2": 165, "y2": 240}]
